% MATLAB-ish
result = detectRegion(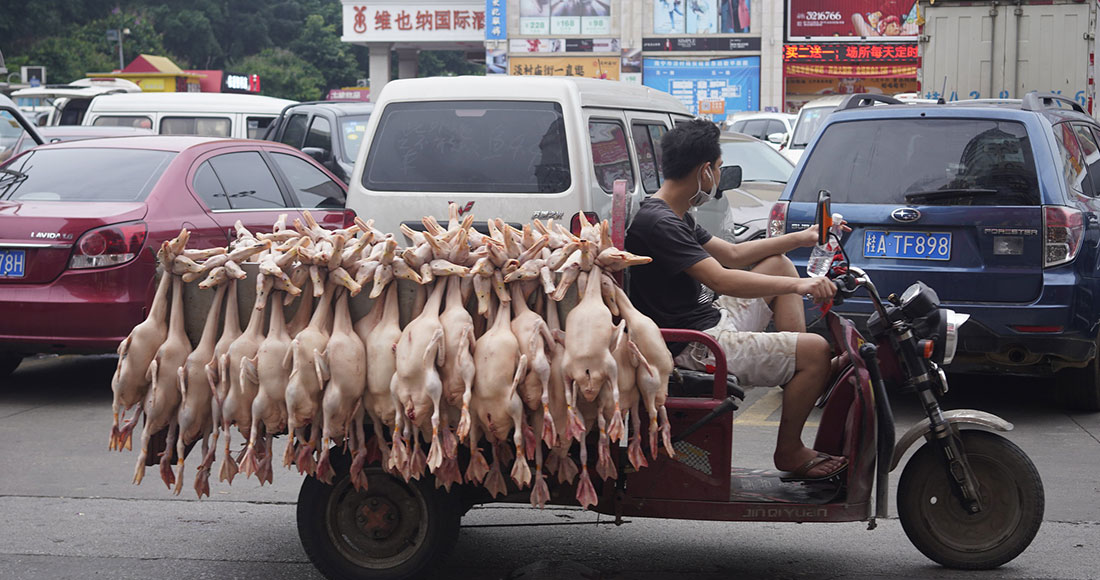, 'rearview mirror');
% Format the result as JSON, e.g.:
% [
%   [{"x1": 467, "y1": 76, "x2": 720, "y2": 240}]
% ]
[
  {"x1": 719, "y1": 165, "x2": 742, "y2": 192},
  {"x1": 767, "y1": 132, "x2": 786, "y2": 145},
  {"x1": 301, "y1": 146, "x2": 332, "y2": 164},
  {"x1": 815, "y1": 189, "x2": 833, "y2": 245}
]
